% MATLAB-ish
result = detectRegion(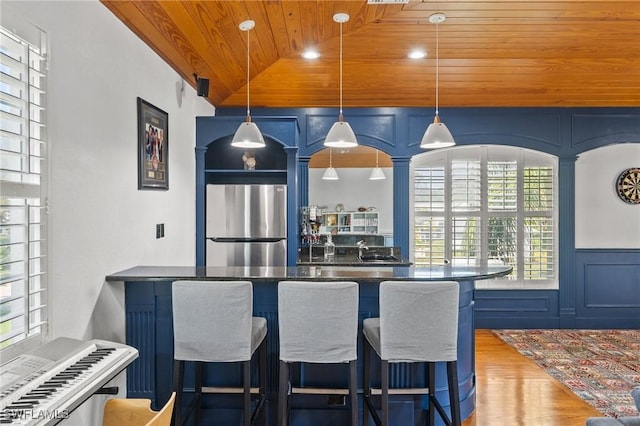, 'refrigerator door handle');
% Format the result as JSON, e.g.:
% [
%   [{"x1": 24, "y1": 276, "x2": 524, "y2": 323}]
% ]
[{"x1": 208, "y1": 237, "x2": 285, "y2": 243}]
